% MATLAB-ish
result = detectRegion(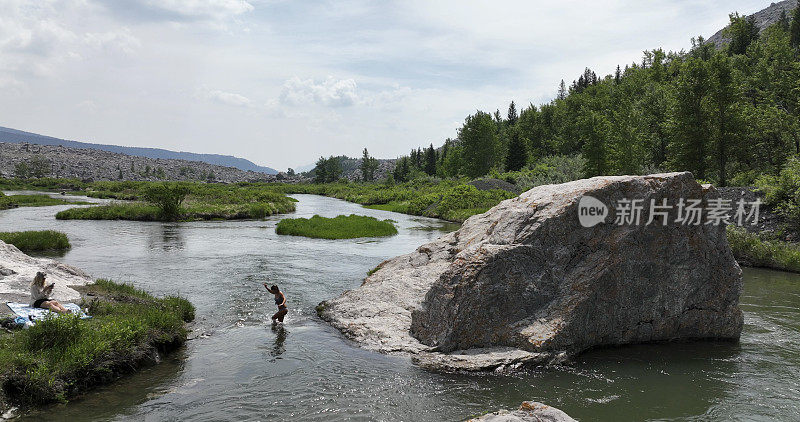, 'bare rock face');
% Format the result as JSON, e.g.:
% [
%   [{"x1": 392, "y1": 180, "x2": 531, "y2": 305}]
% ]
[
  {"x1": 467, "y1": 401, "x2": 576, "y2": 422},
  {"x1": 0, "y1": 241, "x2": 92, "y2": 305},
  {"x1": 318, "y1": 173, "x2": 743, "y2": 371}
]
